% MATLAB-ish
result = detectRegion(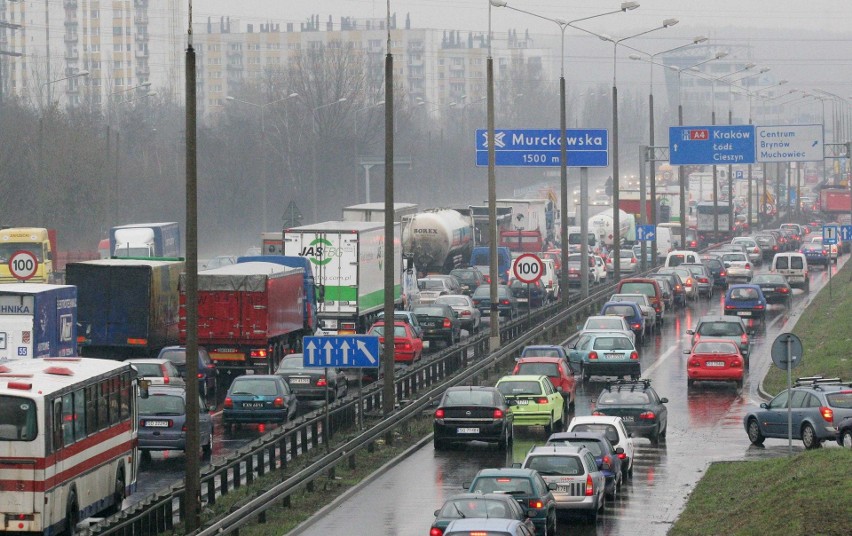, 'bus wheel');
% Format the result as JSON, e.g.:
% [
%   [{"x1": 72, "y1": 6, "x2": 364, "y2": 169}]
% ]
[
  {"x1": 65, "y1": 490, "x2": 80, "y2": 536},
  {"x1": 105, "y1": 469, "x2": 126, "y2": 515}
]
